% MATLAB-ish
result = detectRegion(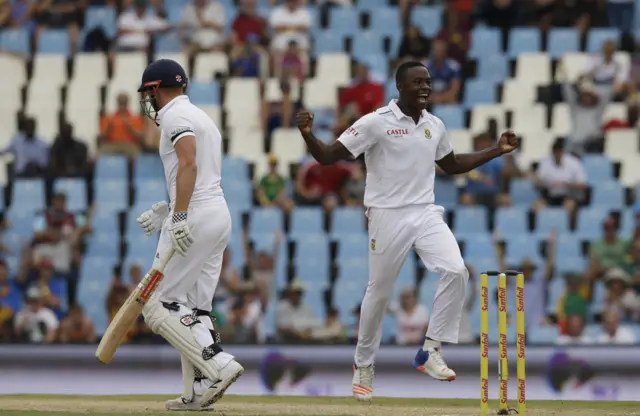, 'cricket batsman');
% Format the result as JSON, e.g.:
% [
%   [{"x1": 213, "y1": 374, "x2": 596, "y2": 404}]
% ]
[
  {"x1": 296, "y1": 61, "x2": 519, "y2": 401},
  {"x1": 135, "y1": 59, "x2": 244, "y2": 410}
]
